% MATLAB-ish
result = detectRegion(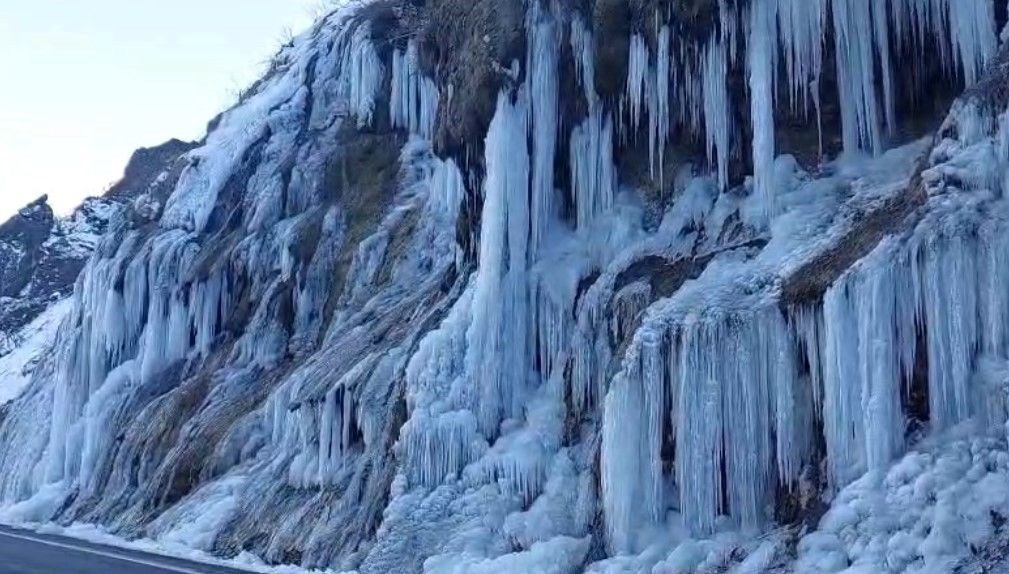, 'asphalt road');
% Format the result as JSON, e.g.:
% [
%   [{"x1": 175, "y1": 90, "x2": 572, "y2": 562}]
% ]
[{"x1": 0, "y1": 525, "x2": 252, "y2": 574}]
